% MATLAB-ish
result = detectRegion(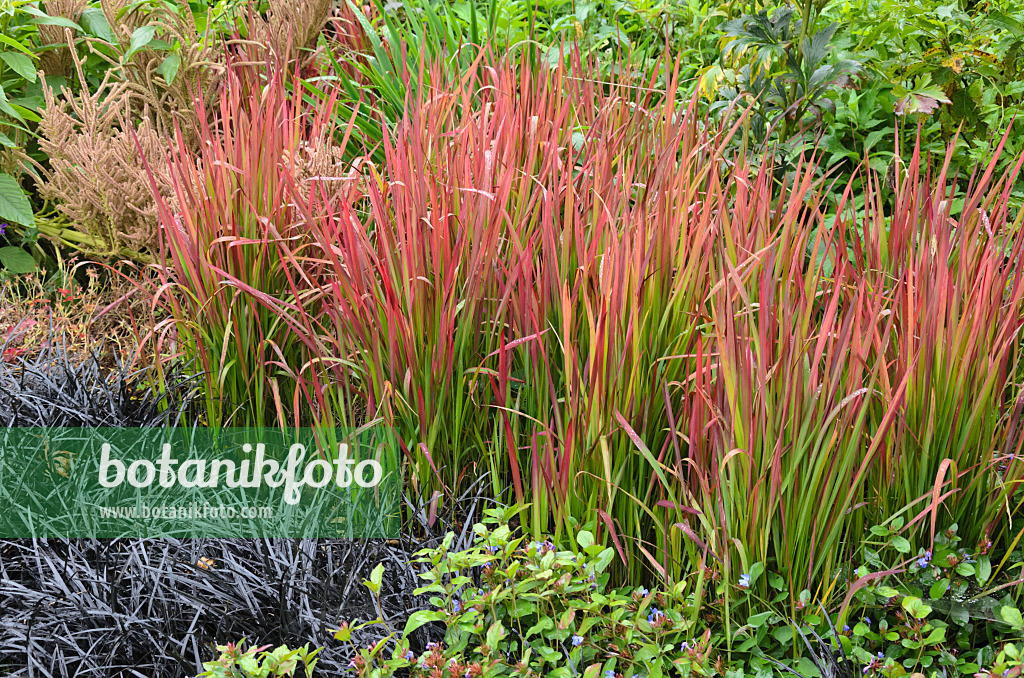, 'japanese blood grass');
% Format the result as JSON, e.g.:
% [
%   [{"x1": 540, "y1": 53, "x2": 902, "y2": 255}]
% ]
[
  {"x1": 225, "y1": 49, "x2": 724, "y2": 554},
  {"x1": 494, "y1": 54, "x2": 718, "y2": 572},
  {"x1": 677, "y1": 153, "x2": 904, "y2": 623},
  {"x1": 676, "y1": 140, "x2": 1024, "y2": 624},
  {"x1": 162, "y1": 47, "x2": 1024, "y2": 612},
  {"x1": 143, "y1": 62, "x2": 345, "y2": 427},
  {"x1": 857, "y1": 132, "x2": 1024, "y2": 557}
]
